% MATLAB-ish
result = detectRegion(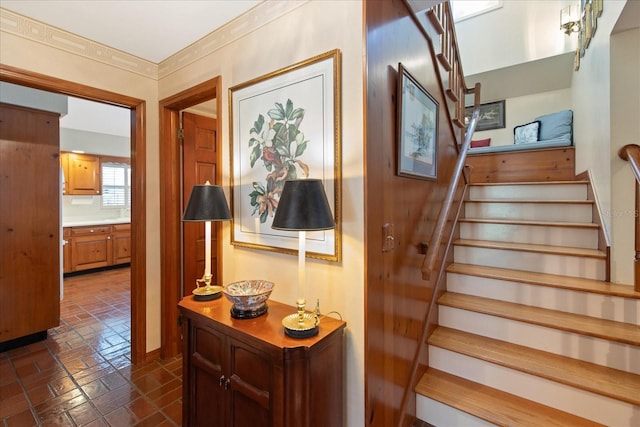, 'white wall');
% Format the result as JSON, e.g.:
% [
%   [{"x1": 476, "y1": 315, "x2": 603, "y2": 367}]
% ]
[
  {"x1": 472, "y1": 88, "x2": 572, "y2": 146},
  {"x1": 158, "y1": 1, "x2": 365, "y2": 425},
  {"x1": 455, "y1": 0, "x2": 576, "y2": 75},
  {"x1": 572, "y1": 0, "x2": 628, "y2": 282},
  {"x1": 610, "y1": 27, "x2": 639, "y2": 284}
]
